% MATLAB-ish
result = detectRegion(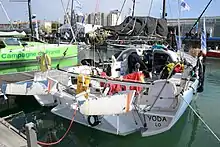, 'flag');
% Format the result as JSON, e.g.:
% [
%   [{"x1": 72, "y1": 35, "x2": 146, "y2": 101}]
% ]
[
  {"x1": 180, "y1": 0, "x2": 190, "y2": 11},
  {"x1": 81, "y1": 15, "x2": 85, "y2": 23},
  {"x1": 201, "y1": 18, "x2": 207, "y2": 55},
  {"x1": 176, "y1": 36, "x2": 182, "y2": 50}
]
